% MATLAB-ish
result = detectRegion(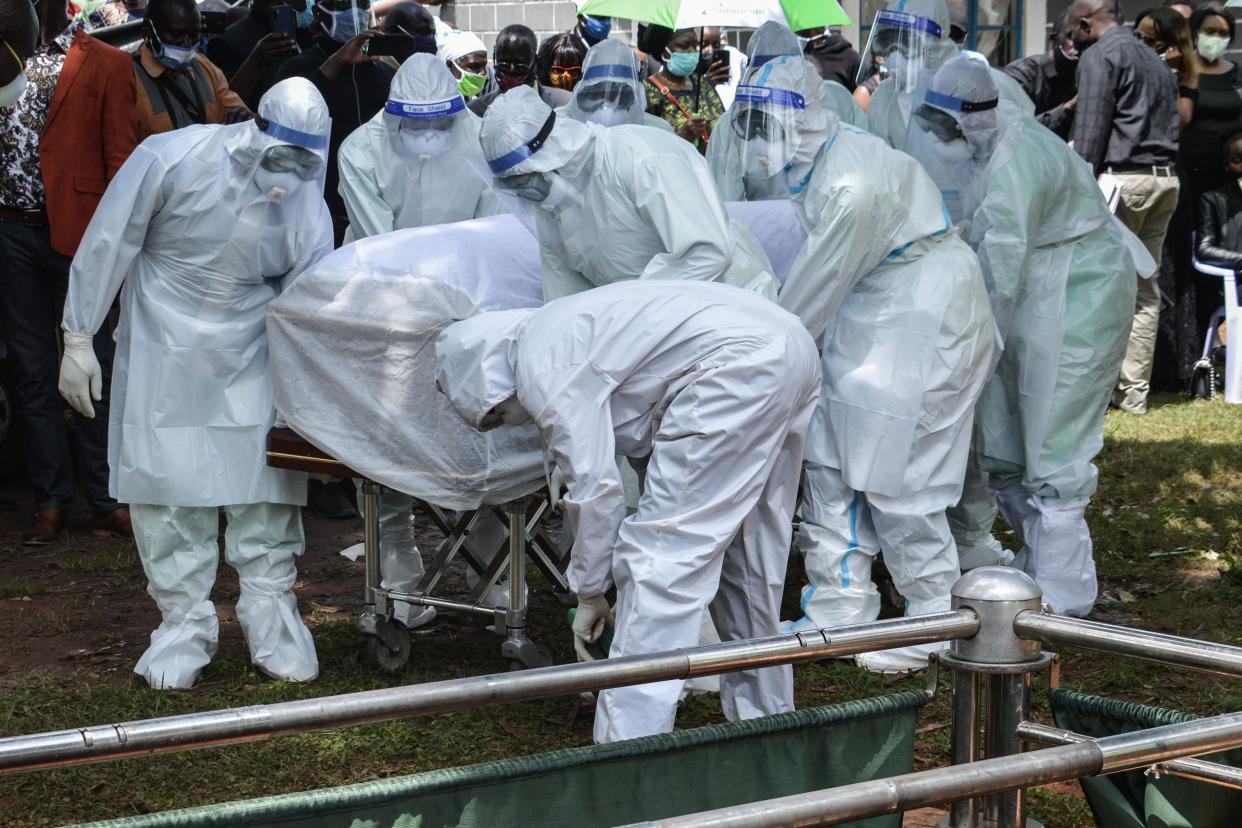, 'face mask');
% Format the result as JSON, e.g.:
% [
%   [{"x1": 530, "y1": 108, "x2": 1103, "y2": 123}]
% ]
[
  {"x1": 497, "y1": 67, "x2": 533, "y2": 91},
  {"x1": 320, "y1": 4, "x2": 367, "y2": 43},
  {"x1": 0, "y1": 71, "x2": 27, "y2": 108},
  {"x1": 665, "y1": 50, "x2": 700, "y2": 77},
  {"x1": 930, "y1": 137, "x2": 974, "y2": 165},
  {"x1": 589, "y1": 103, "x2": 628, "y2": 127},
  {"x1": 581, "y1": 15, "x2": 611, "y2": 44},
  {"x1": 1198, "y1": 33, "x2": 1230, "y2": 62},
  {"x1": 154, "y1": 40, "x2": 199, "y2": 69},
  {"x1": 296, "y1": 4, "x2": 315, "y2": 27},
  {"x1": 454, "y1": 63, "x2": 486, "y2": 97},
  {"x1": 538, "y1": 173, "x2": 580, "y2": 210},
  {"x1": 253, "y1": 168, "x2": 303, "y2": 201},
  {"x1": 745, "y1": 137, "x2": 787, "y2": 178},
  {"x1": 401, "y1": 128, "x2": 448, "y2": 159}
]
